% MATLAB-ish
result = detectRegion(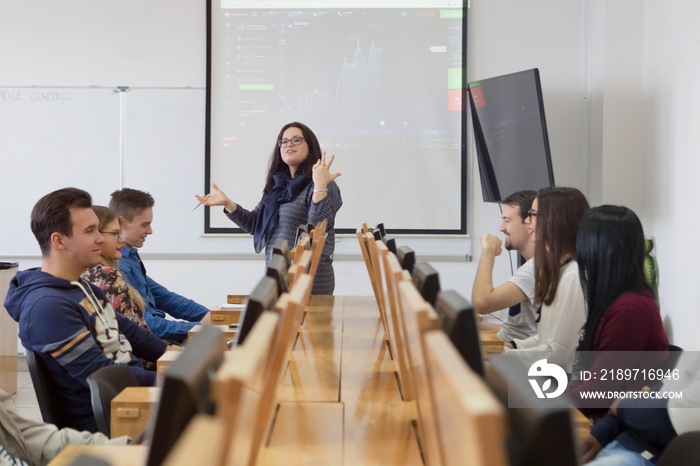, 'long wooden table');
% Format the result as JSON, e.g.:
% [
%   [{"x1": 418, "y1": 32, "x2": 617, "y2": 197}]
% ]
[
  {"x1": 260, "y1": 295, "x2": 422, "y2": 465},
  {"x1": 50, "y1": 295, "x2": 423, "y2": 465}
]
